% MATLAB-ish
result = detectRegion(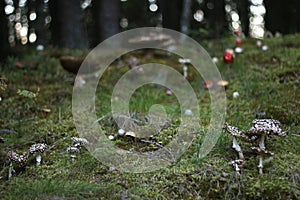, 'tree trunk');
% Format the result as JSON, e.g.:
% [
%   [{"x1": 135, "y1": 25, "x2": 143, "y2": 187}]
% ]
[
  {"x1": 0, "y1": 0, "x2": 9, "y2": 62},
  {"x1": 93, "y1": 0, "x2": 119, "y2": 44},
  {"x1": 235, "y1": 0, "x2": 249, "y2": 36},
  {"x1": 203, "y1": 0, "x2": 227, "y2": 38},
  {"x1": 180, "y1": 0, "x2": 192, "y2": 34},
  {"x1": 160, "y1": 0, "x2": 182, "y2": 31},
  {"x1": 49, "y1": 0, "x2": 88, "y2": 49},
  {"x1": 265, "y1": 0, "x2": 300, "y2": 34}
]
